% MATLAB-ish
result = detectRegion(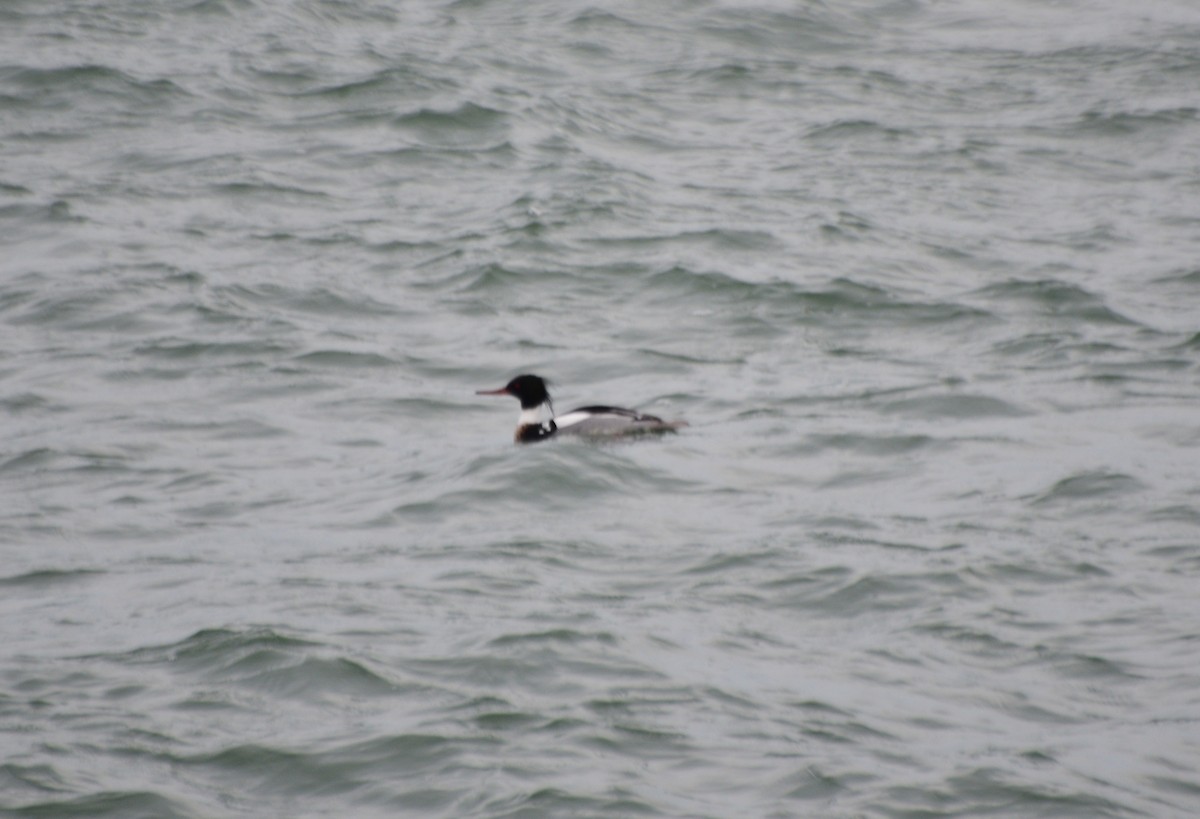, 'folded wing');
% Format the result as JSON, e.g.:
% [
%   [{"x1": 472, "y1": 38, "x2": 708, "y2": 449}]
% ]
[{"x1": 554, "y1": 405, "x2": 687, "y2": 436}]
